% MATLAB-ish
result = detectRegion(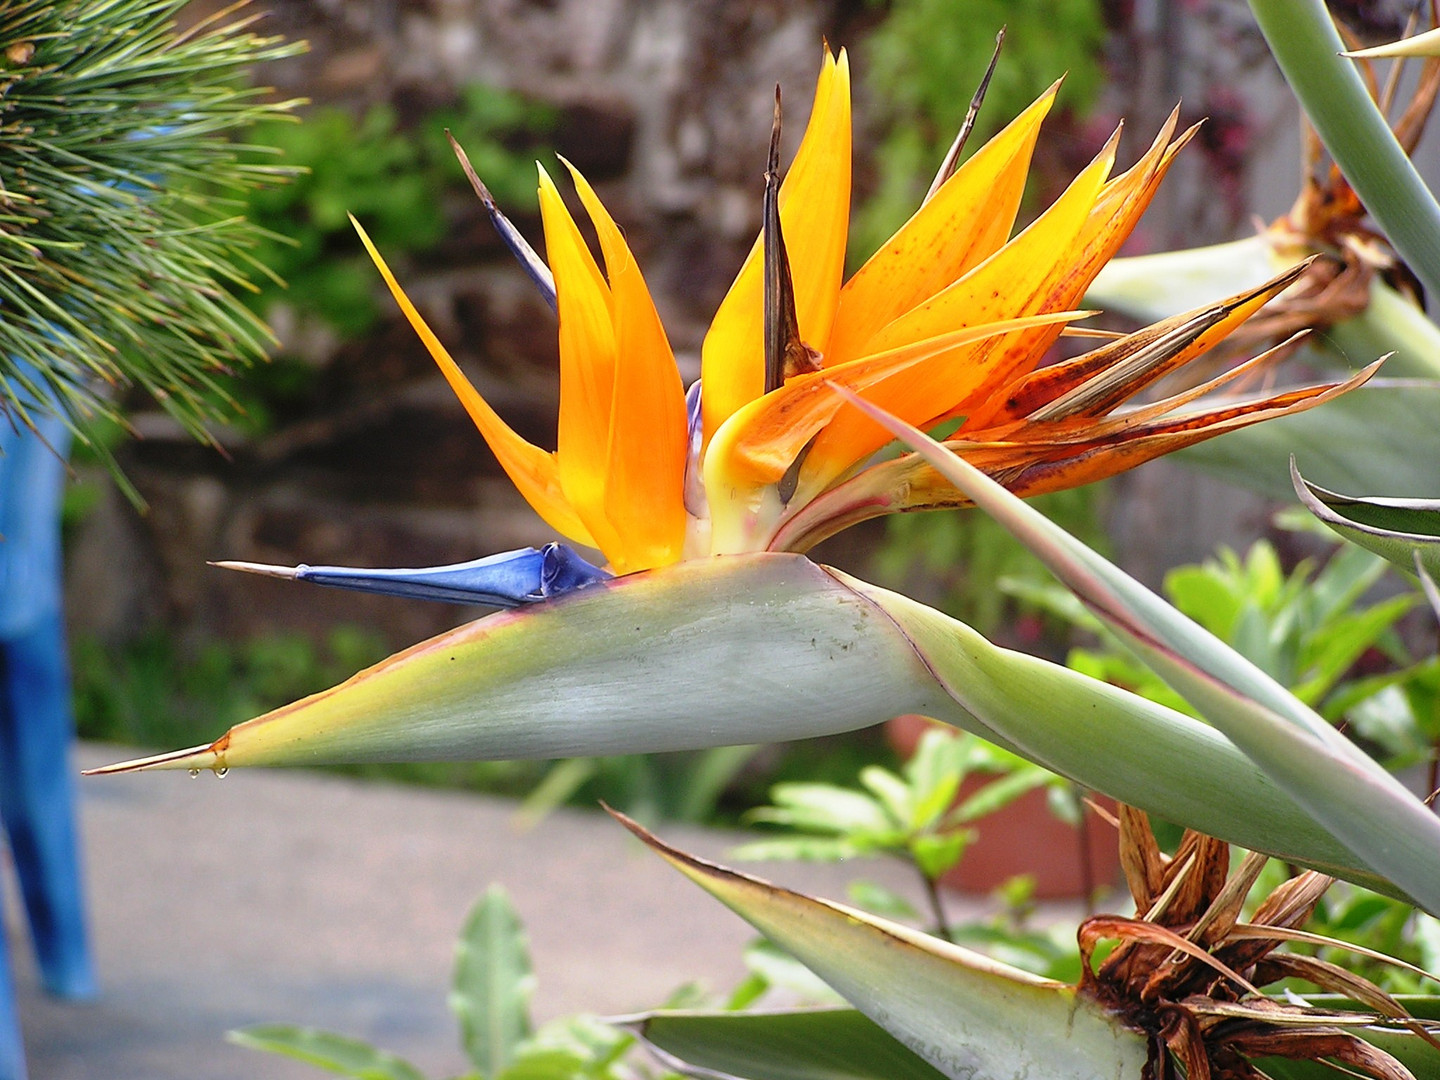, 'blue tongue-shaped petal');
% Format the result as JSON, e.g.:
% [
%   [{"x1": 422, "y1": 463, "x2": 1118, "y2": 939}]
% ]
[{"x1": 212, "y1": 543, "x2": 611, "y2": 607}]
